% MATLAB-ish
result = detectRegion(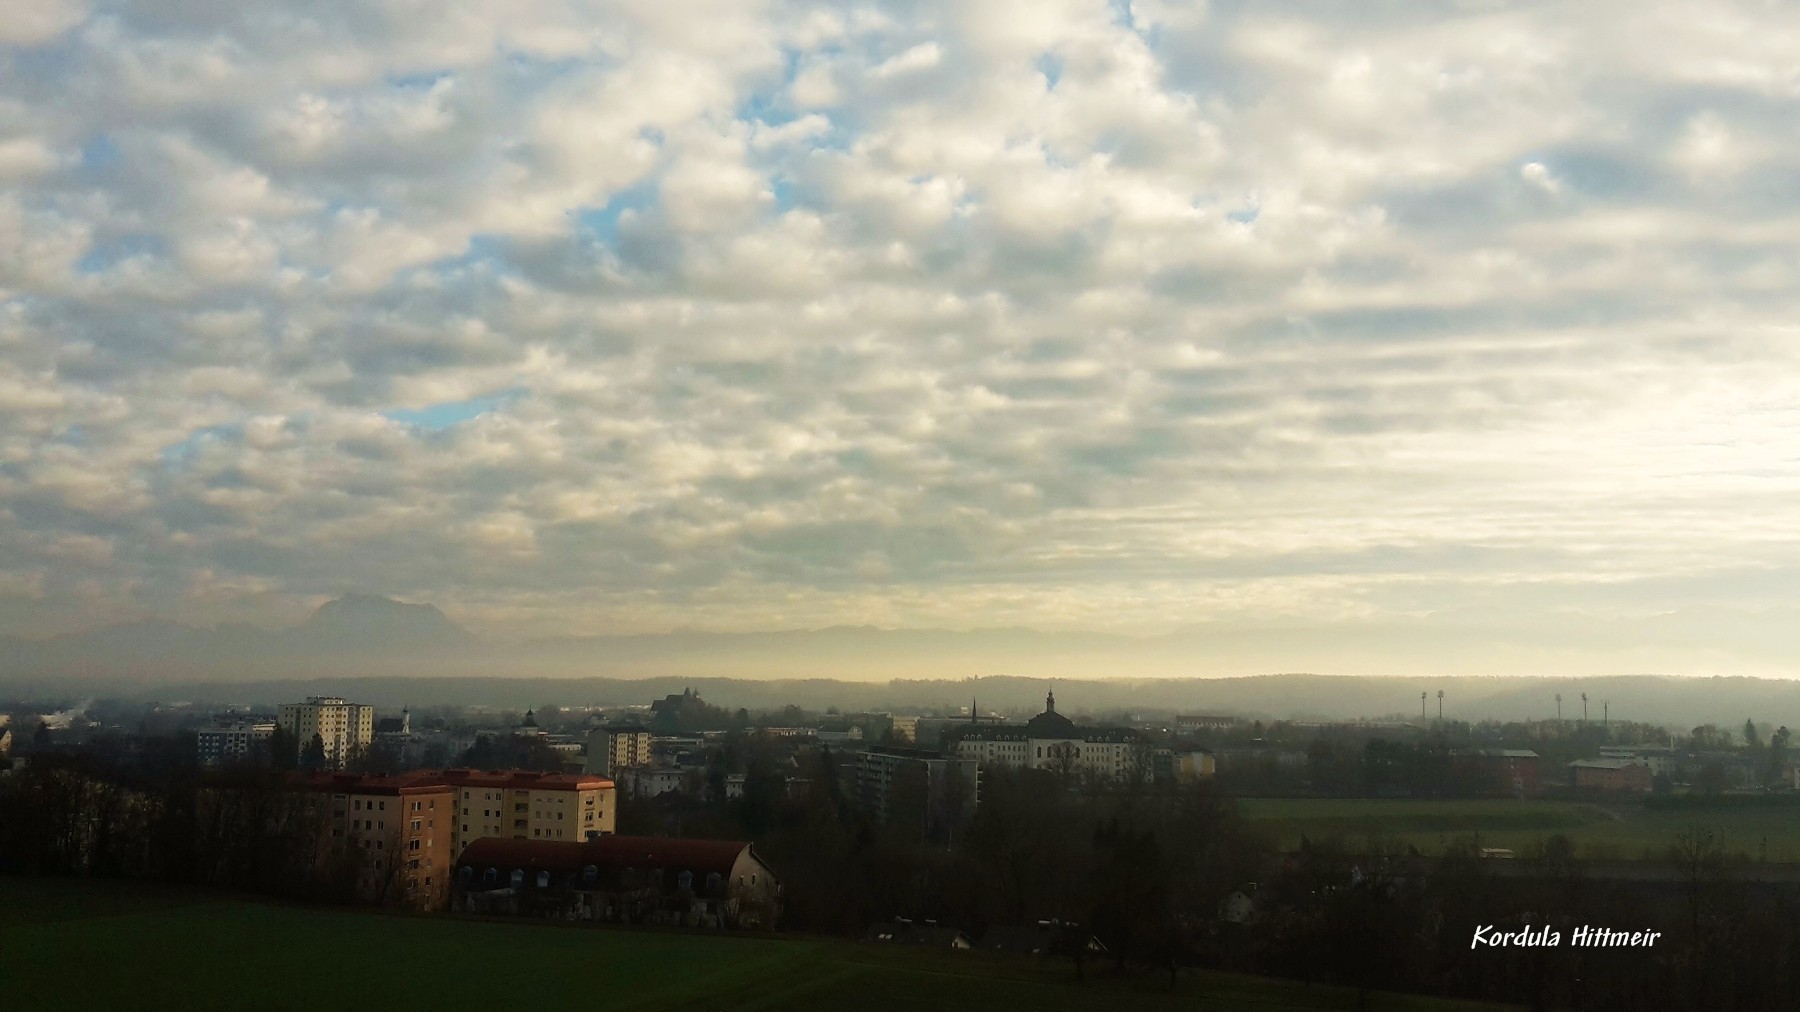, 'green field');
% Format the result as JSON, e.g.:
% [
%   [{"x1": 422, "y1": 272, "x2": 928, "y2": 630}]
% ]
[
  {"x1": 0, "y1": 877, "x2": 1509, "y2": 1011},
  {"x1": 1237, "y1": 798, "x2": 1800, "y2": 861}
]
